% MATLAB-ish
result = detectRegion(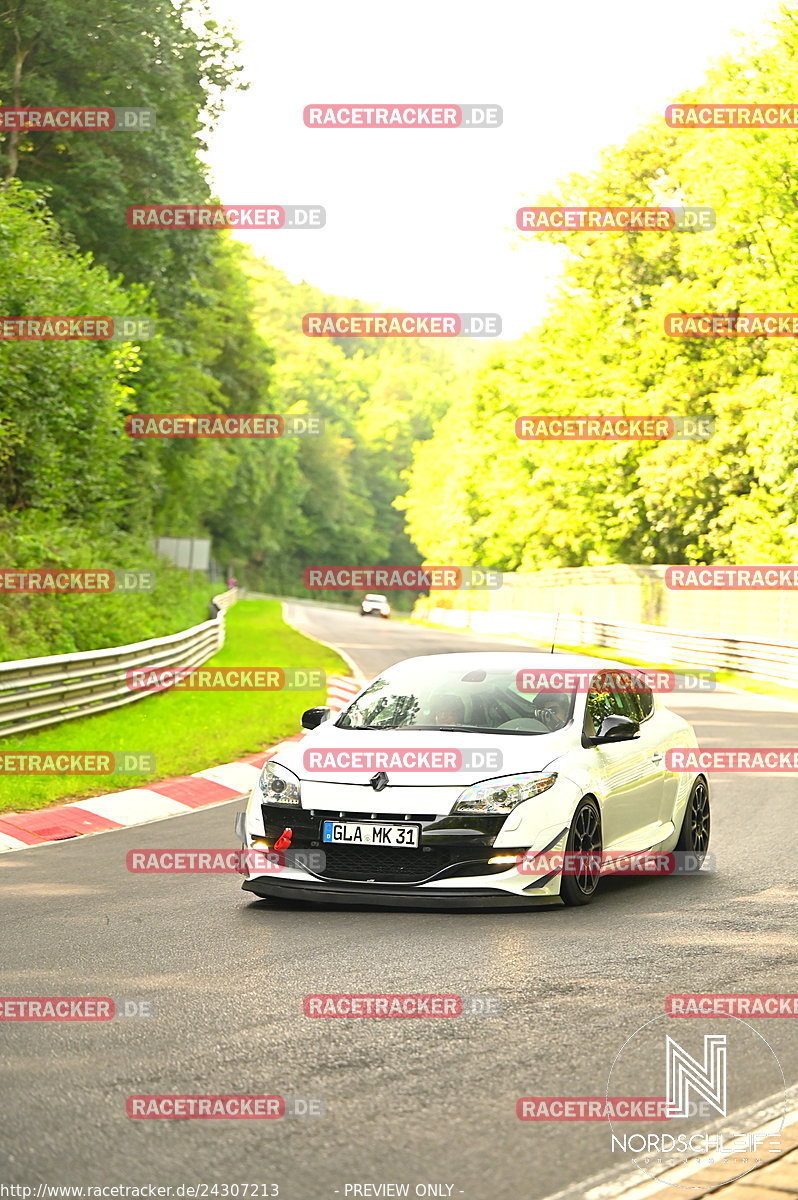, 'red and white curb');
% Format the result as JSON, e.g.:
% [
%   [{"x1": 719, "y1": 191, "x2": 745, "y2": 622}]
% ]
[
  {"x1": 0, "y1": 674, "x2": 362, "y2": 854},
  {"x1": 327, "y1": 674, "x2": 364, "y2": 711}
]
